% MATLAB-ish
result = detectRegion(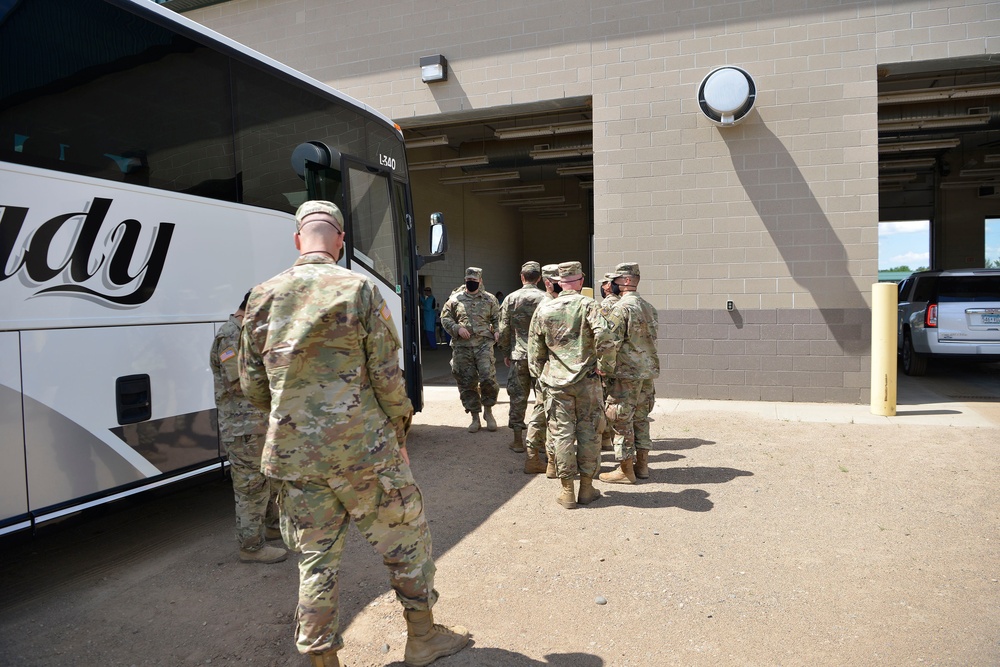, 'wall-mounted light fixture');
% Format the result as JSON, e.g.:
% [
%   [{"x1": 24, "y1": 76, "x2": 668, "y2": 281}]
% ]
[
  {"x1": 420, "y1": 55, "x2": 448, "y2": 83},
  {"x1": 697, "y1": 66, "x2": 756, "y2": 126}
]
